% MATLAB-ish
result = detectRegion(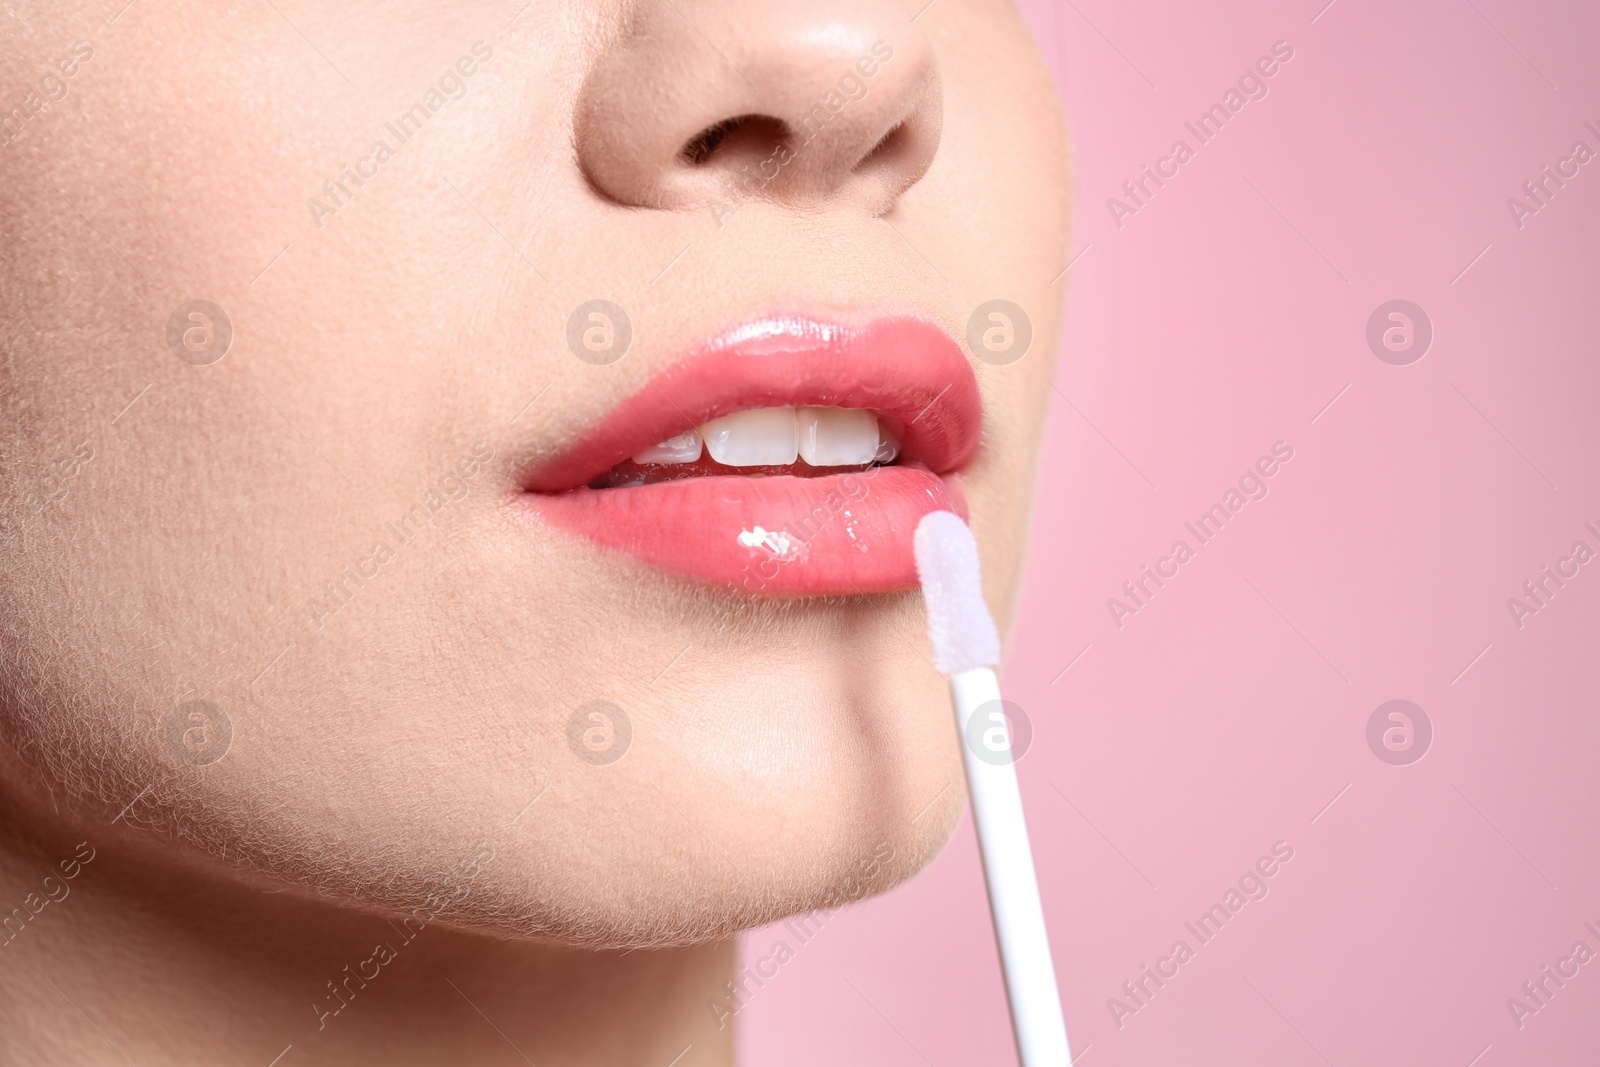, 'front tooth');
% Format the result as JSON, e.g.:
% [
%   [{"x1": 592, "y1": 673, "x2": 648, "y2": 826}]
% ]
[
  {"x1": 701, "y1": 407, "x2": 799, "y2": 466},
  {"x1": 798, "y1": 407, "x2": 880, "y2": 466},
  {"x1": 875, "y1": 421, "x2": 900, "y2": 464},
  {"x1": 632, "y1": 430, "x2": 702, "y2": 464}
]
